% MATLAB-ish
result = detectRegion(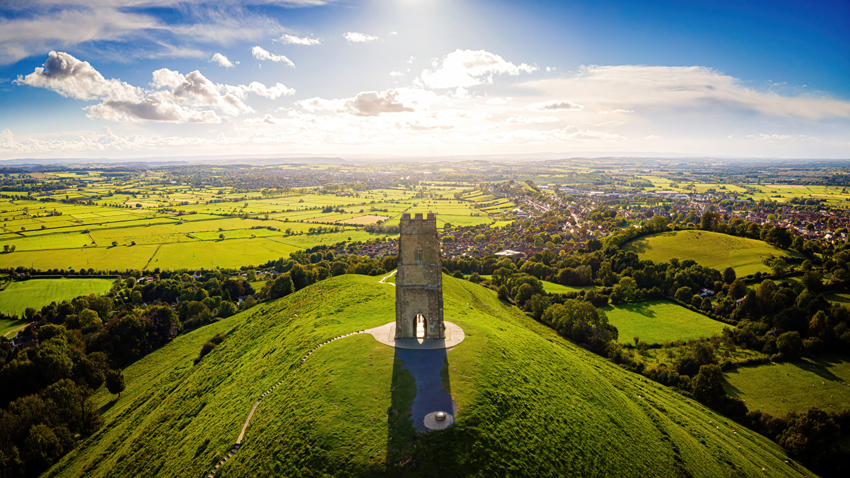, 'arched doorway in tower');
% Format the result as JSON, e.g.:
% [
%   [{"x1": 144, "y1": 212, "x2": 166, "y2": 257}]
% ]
[{"x1": 415, "y1": 314, "x2": 427, "y2": 339}]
